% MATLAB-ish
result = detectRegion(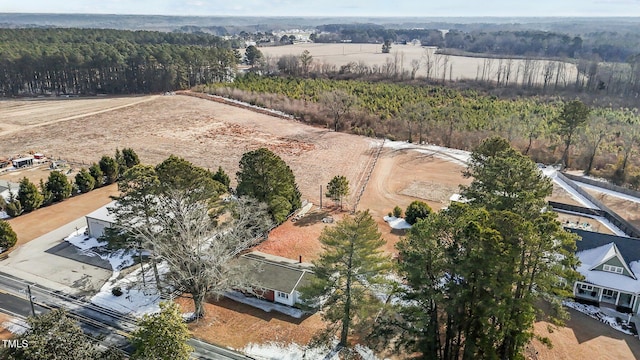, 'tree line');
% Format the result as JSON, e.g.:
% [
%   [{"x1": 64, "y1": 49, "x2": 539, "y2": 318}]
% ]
[
  {"x1": 310, "y1": 25, "x2": 640, "y2": 63},
  {"x1": 0, "y1": 28, "x2": 239, "y2": 96},
  {"x1": 0, "y1": 148, "x2": 141, "y2": 219}
]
